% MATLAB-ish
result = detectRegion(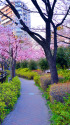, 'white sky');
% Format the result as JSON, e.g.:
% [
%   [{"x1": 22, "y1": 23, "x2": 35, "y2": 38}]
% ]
[
  {"x1": 21, "y1": 0, "x2": 70, "y2": 28},
  {"x1": 22, "y1": 0, "x2": 45, "y2": 28},
  {"x1": 0, "y1": 0, "x2": 70, "y2": 30}
]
